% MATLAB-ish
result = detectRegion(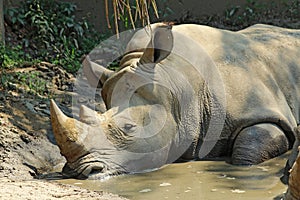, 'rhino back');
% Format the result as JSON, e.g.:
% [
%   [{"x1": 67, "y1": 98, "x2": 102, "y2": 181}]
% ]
[
  {"x1": 120, "y1": 24, "x2": 300, "y2": 157},
  {"x1": 174, "y1": 24, "x2": 300, "y2": 153}
]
